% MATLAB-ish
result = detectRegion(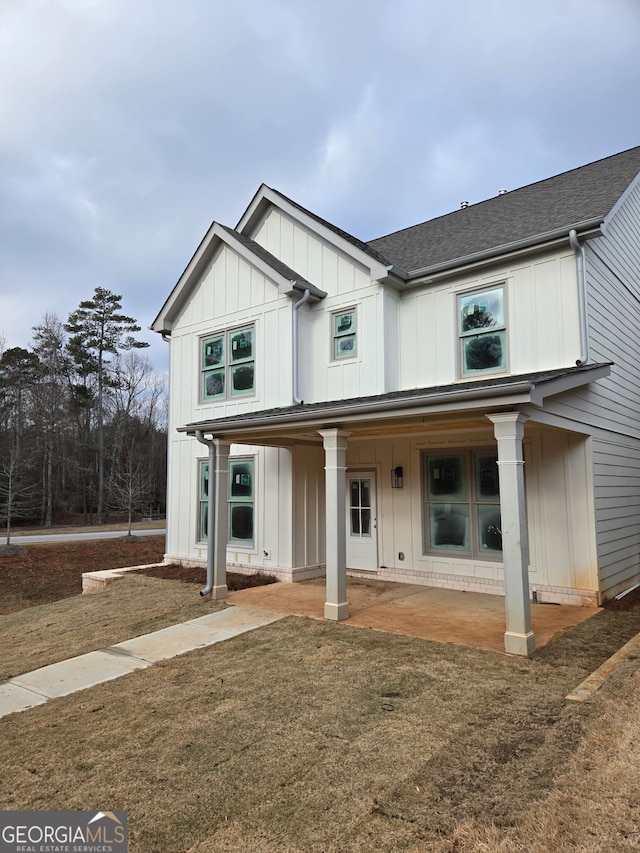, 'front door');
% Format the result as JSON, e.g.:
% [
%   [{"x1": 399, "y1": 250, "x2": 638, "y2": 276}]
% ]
[{"x1": 346, "y1": 473, "x2": 378, "y2": 571}]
